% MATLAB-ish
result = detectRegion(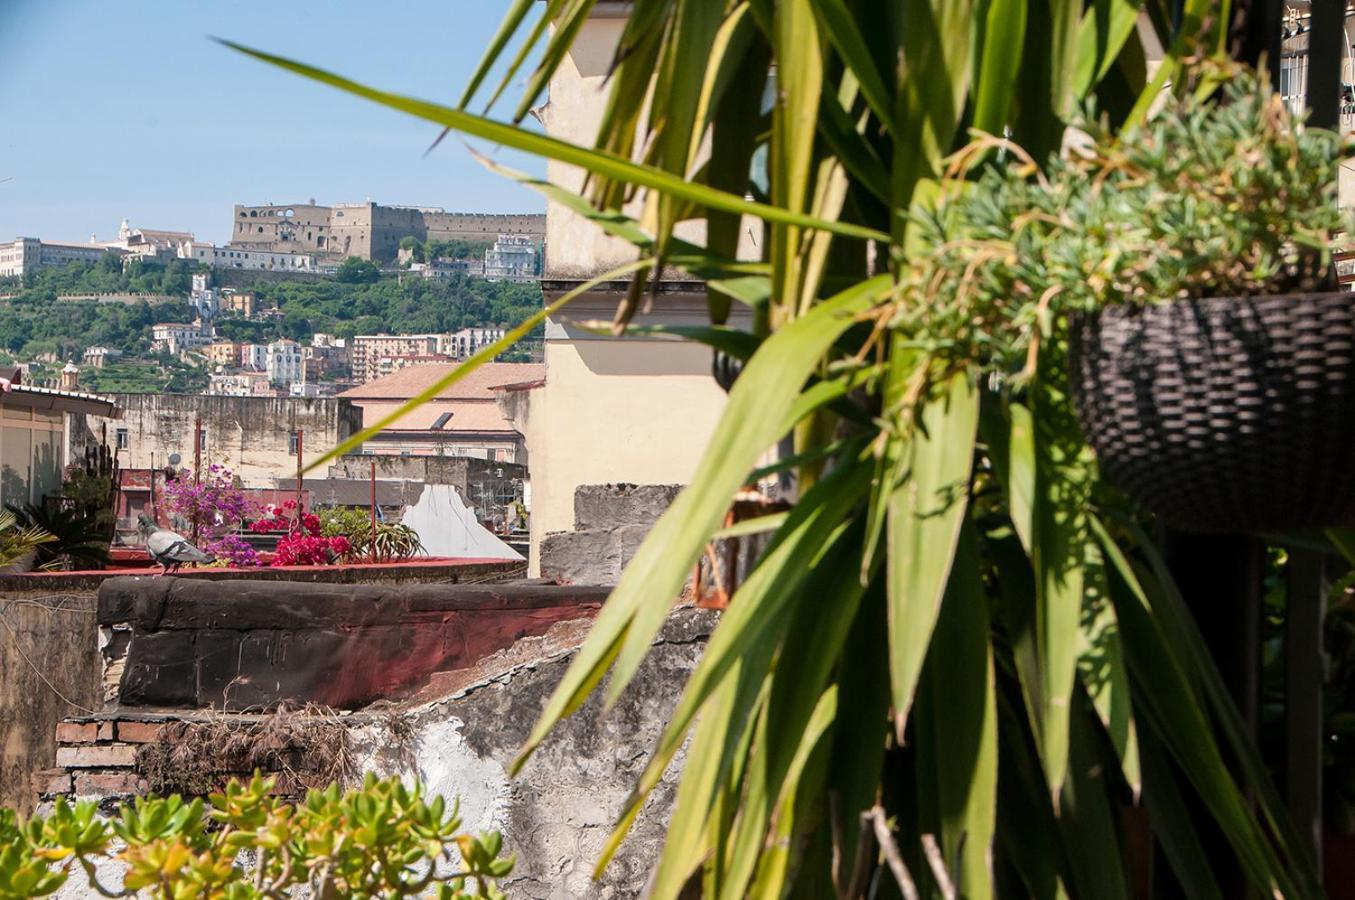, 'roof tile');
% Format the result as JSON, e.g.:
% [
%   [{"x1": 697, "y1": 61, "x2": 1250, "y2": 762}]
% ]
[{"x1": 339, "y1": 362, "x2": 544, "y2": 401}]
